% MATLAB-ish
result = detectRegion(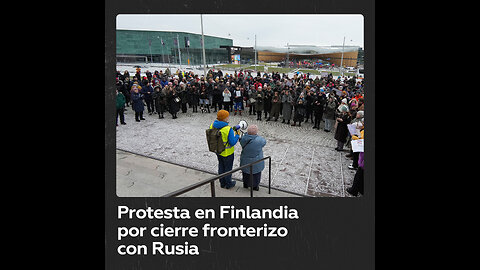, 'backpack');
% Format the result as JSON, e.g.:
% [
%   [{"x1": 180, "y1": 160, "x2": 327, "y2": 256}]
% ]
[{"x1": 206, "y1": 126, "x2": 228, "y2": 154}]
